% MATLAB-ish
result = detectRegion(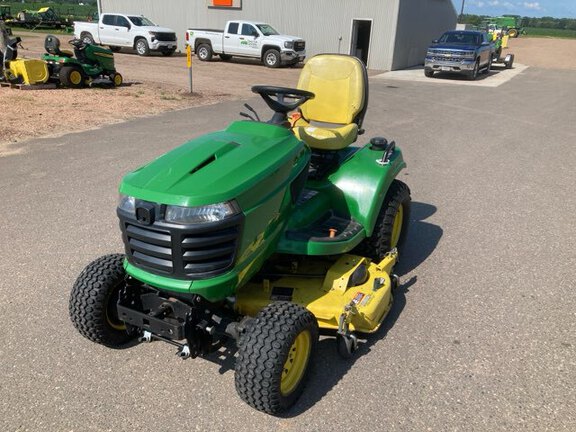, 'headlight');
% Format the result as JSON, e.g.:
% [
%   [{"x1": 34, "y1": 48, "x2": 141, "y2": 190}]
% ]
[
  {"x1": 284, "y1": 41, "x2": 294, "y2": 49},
  {"x1": 148, "y1": 31, "x2": 157, "y2": 36},
  {"x1": 165, "y1": 201, "x2": 239, "y2": 224},
  {"x1": 463, "y1": 51, "x2": 476, "y2": 58},
  {"x1": 118, "y1": 194, "x2": 135, "y2": 214}
]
